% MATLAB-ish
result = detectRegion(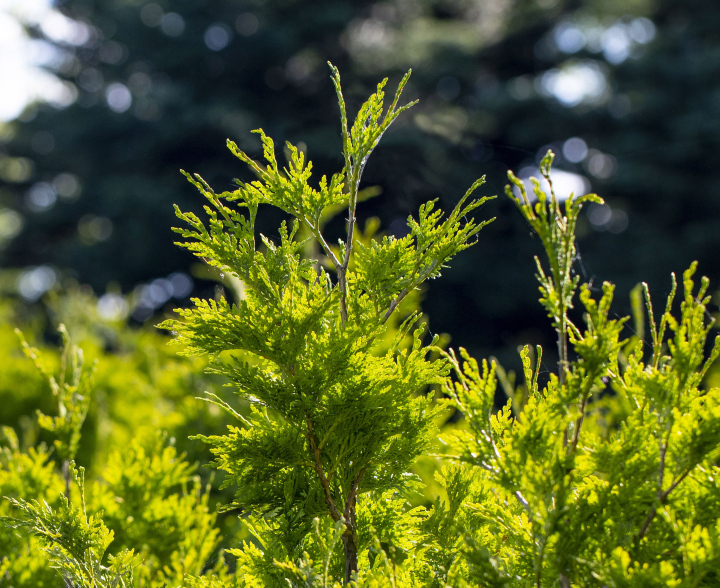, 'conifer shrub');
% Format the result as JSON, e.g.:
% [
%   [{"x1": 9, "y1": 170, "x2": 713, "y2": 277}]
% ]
[{"x1": 2, "y1": 65, "x2": 720, "y2": 587}]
